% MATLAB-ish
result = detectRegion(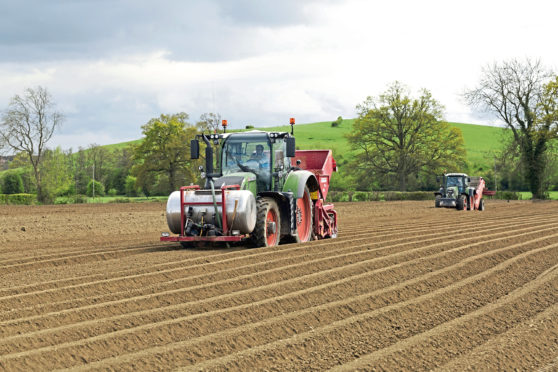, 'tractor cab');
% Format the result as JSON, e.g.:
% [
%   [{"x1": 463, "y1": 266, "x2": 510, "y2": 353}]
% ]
[
  {"x1": 220, "y1": 131, "x2": 292, "y2": 193},
  {"x1": 444, "y1": 173, "x2": 468, "y2": 195}
]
